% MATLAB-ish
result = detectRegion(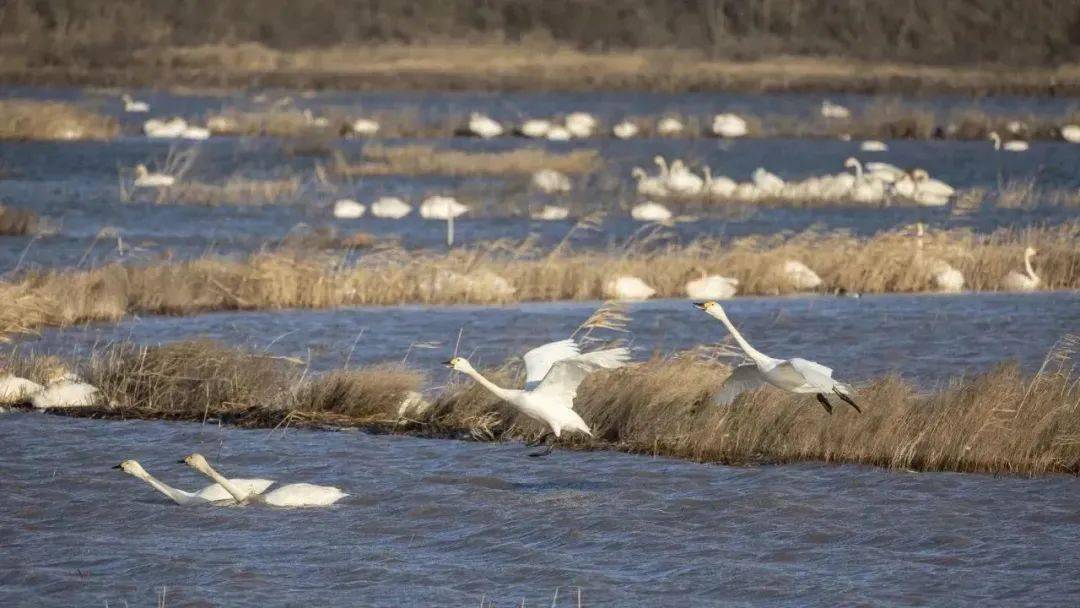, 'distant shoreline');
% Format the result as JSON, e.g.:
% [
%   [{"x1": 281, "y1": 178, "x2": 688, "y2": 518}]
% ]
[{"x1": 2, "y1": 44, "x2": 1077, "y2": 96}]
